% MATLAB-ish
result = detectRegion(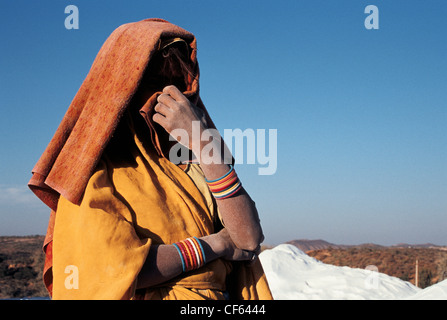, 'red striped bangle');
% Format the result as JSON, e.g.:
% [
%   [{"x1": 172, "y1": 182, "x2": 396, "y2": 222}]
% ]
[
  {"x1": 208, "y1": 175, "x2": 239, "y2": 193},
  {"x1": 173, "y1": 237, "x2": 207, "y2": 273},
  {"x1": 215, "y1": 183, "x2": 242, "y2": 200},
  {"x1": 188, "y1": 237, "x2": 204, "y2": 268},
  {"x1": 206, "y1": 169, "x2": 237, "y2": 187},
  {"x1": 176, "y1": 241, "x2": 191, "y2": 271},
  {"x1": 205, "y1": 165, "x2": 242, "y2": 200},
  {"x1": 181, "y1": 241, "x2": 195, "y2": 272},
  {"x1": 183, "y1": 239, "x2": 197, "y2": 269}
]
